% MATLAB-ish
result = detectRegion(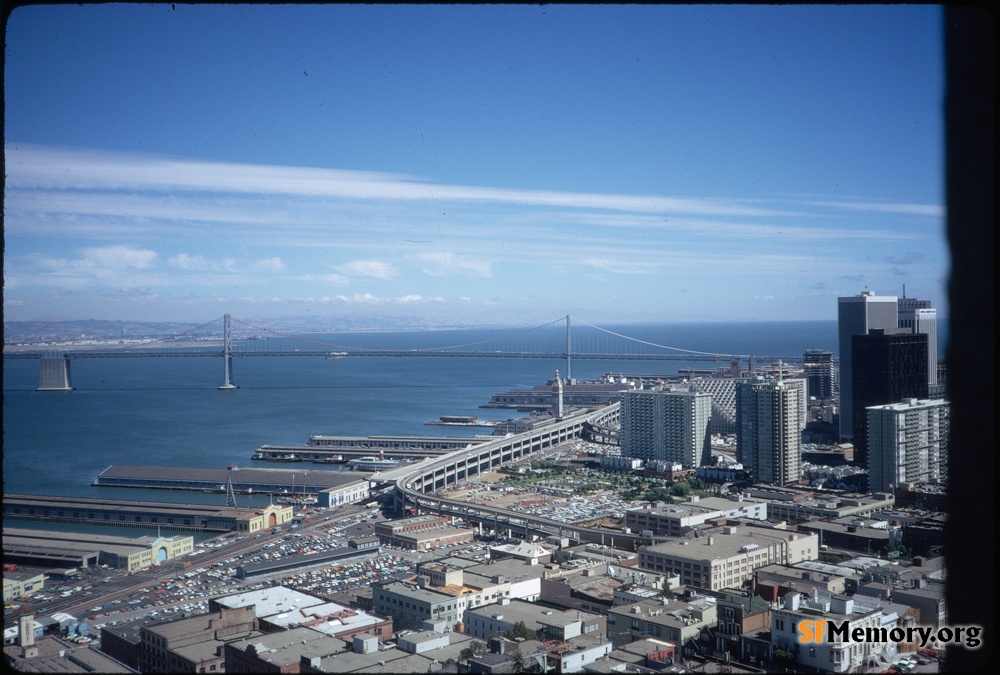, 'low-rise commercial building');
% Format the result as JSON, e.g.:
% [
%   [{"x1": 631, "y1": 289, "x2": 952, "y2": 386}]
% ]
[
  {"x1": 463, "y1": 598, "x2": 605, "y2": 644},
  {"x1": 316, "y1": 478, "x2": 370, "y2": 508},
  {"x1": 743, "y1": 486, "x2": 894, "y2": 521},
  {"x1": 638, "y1": 525, "x2": 818, "y2": 591},
  {"x1": 224, "y1": 626, "x2": 346, "y2": 674},
  {"x1": 607, "y1": 594, "x2": 717, "y2": 652},
  {"x1": 770, "y1": 590, "x2": 903, "y2": 673},
  {"x1": 625, "y1": 495, "x2": 768, "y2": 537},
  {"x1": 373, "y1": 514, "x2": 474, "y2": 550},
  {"x1": 140, "y1": 605, "x2": 259, "y2": 673},
  {"x1": 2, "y1": 570, "x2": 47, "y2": 601}
]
